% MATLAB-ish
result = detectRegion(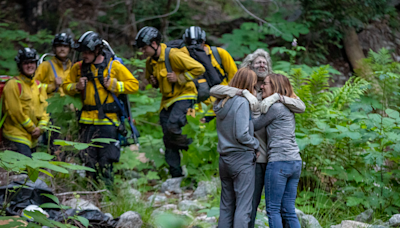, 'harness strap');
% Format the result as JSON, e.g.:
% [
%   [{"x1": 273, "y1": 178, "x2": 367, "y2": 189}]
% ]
[{"x1": 48, "y1": 60, "x2": 59, "y2": 92}]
